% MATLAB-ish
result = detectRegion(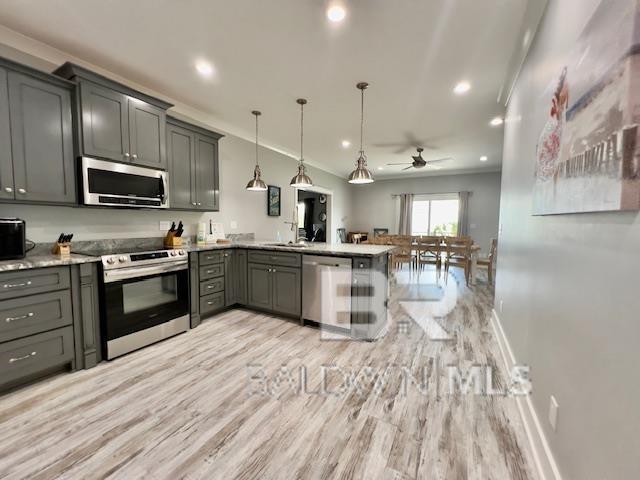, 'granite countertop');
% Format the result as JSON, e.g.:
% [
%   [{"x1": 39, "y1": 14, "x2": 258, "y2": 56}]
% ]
[
  {"x1": 186, "y1": 240, "x2": 397, "y2": 258},
  {"x1": 0, "y1": 252, "x2": 100, "y2": 272}
]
